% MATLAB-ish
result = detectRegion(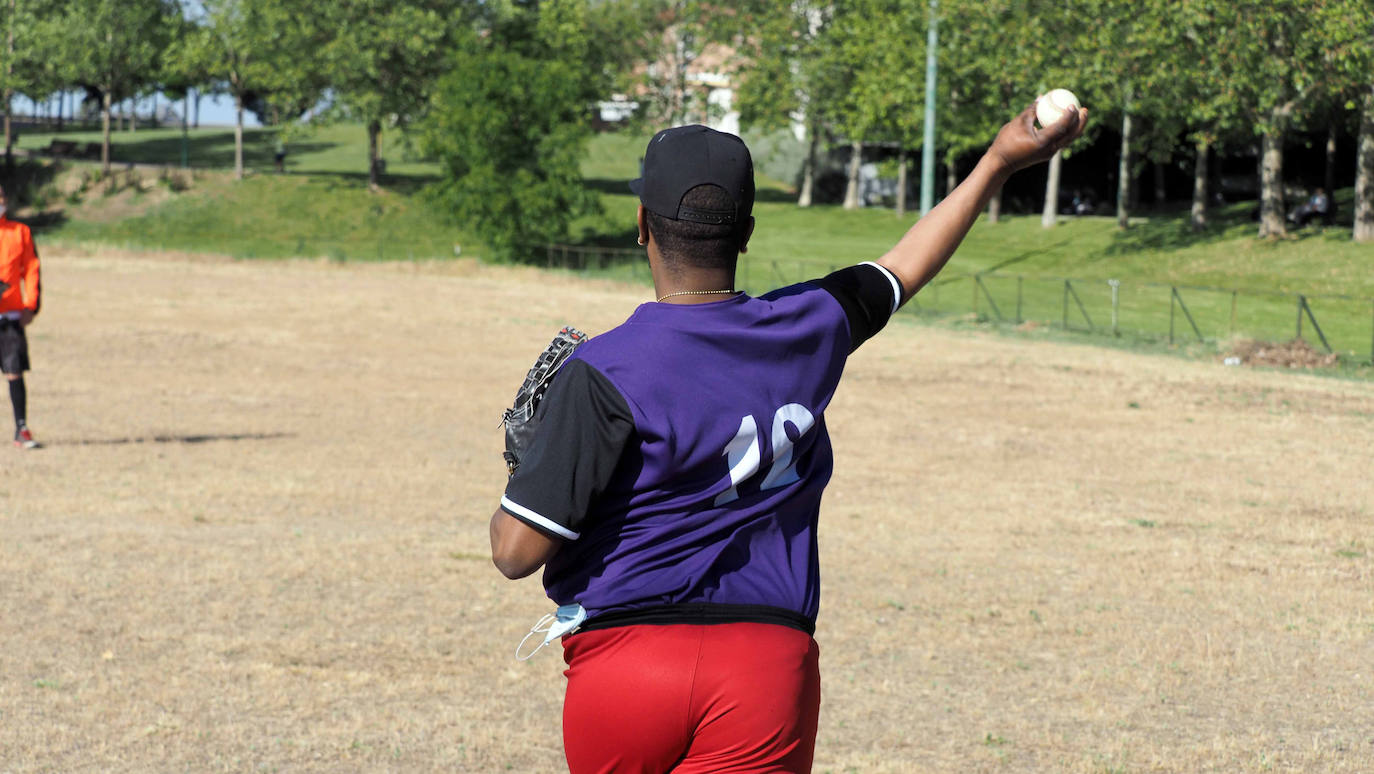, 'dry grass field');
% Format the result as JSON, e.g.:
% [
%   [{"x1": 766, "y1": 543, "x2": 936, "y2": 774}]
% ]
[{"x1": 2, "y1": 247, "x2": 1372, "y2": 773}]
